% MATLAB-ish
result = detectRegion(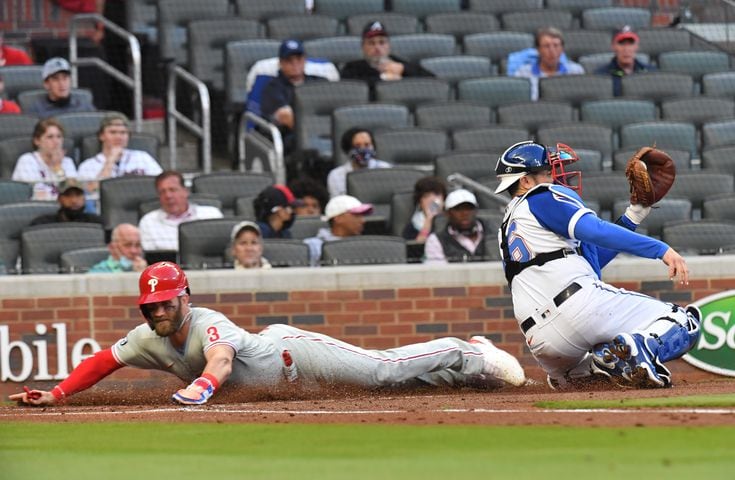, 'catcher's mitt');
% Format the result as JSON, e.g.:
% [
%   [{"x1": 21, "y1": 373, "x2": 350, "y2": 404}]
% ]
[{"x1": 624, "y1": 146, "x2": 676, "y2": 207}]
